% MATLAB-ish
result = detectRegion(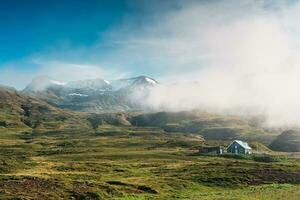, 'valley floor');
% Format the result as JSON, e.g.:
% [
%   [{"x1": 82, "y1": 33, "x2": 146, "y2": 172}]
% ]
[{"x1": 1, "y1": 126, "x2": 300, "y2": 199}]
